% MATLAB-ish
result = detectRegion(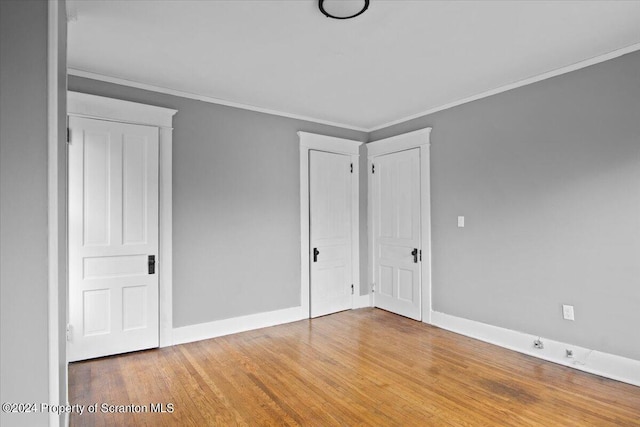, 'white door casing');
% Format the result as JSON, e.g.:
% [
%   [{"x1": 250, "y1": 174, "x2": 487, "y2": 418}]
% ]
[
  {"x1": 67, "y1": 91, "x2": 177, "y2": 354},
  {"x1": 367, "y1": 128, "x2": 432, "y2": 323},
  {"x1": 67, "y1": 91, "x2": 178, "y2": 360},
  {"x1": 68, "y1": 117, "x2": 159, "y2": 361},
  {"x1": 299, "y1": 132, "x2": 362, "y2": 318},
  {"x1": 309, "y1": 150, "x2": 353, "y2": 317}
]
